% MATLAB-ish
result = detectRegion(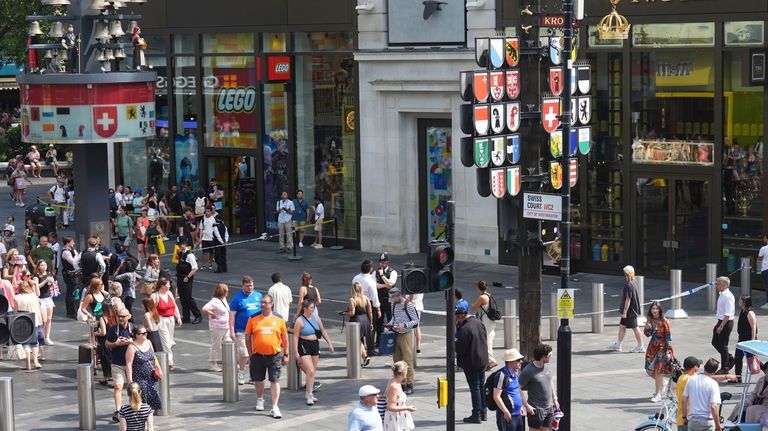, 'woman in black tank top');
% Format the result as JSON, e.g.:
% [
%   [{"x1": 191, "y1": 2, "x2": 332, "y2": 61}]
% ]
[
  {"x1": 296, "y1": 271, "x2": 322, "y2": 316},
  {"x1": 735, "y1": 295, "x2": 757, "y2": 378}
]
